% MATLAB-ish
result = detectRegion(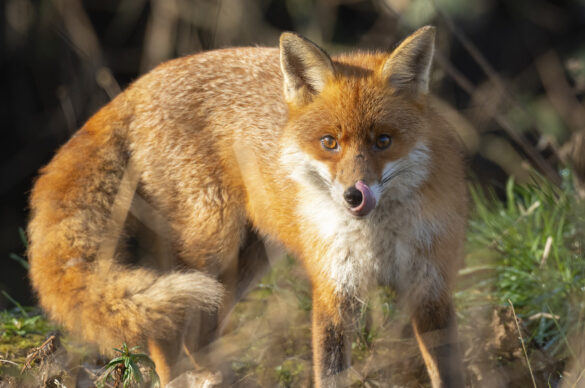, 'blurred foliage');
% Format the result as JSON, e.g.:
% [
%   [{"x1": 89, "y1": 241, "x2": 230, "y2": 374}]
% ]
[{"x1": 0, "y1": 307, "x2": 53, "y2": 340}]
